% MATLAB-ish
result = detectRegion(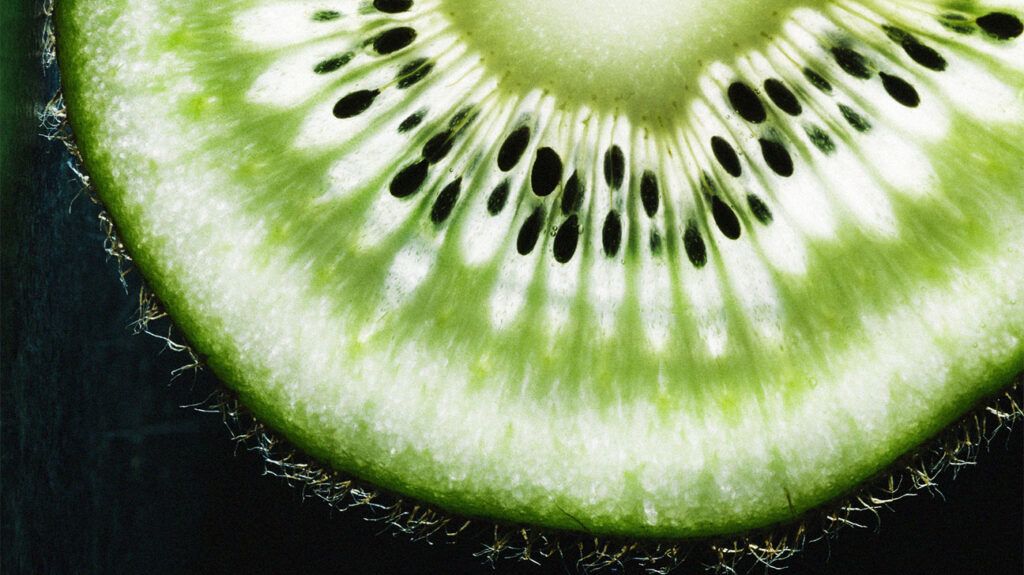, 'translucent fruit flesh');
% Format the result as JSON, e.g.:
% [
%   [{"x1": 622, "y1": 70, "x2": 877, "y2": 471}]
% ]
[{"x1": 57, "y1": 0, "x2": 1023, "y2": 538}]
